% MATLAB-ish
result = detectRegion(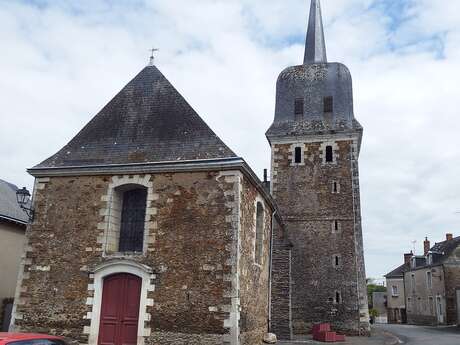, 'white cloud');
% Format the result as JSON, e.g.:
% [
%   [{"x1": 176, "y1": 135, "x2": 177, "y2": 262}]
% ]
[{"x1": 1, "y1": 0, "x2": 459, "y2": 279}]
